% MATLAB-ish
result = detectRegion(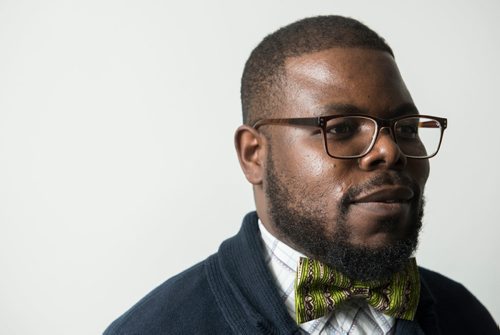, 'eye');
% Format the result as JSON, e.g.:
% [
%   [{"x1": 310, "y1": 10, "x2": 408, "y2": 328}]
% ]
[
  {"x1": 325, "y1": 120, "x2": 357, "y2": 139},
  {"x1": 396, "y1": 123, "x2": 419, "y2": 138}
]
